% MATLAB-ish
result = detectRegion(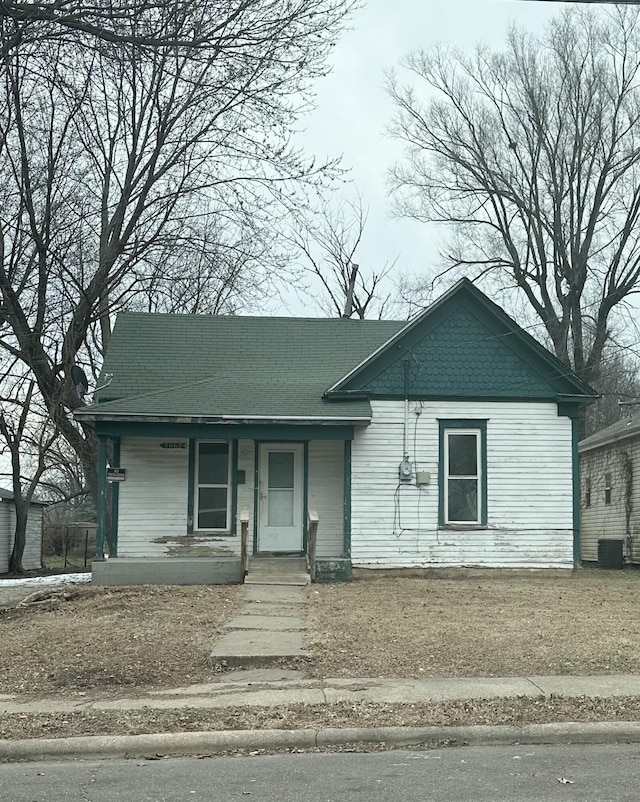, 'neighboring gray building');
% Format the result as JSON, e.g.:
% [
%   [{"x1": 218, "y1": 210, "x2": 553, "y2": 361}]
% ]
[
  {"x1": 0, "y1": 488, "x2": 45, "y2": 573},
  {"x1": 580, "y1": 414, "x2": 640, "y2": 566}
]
